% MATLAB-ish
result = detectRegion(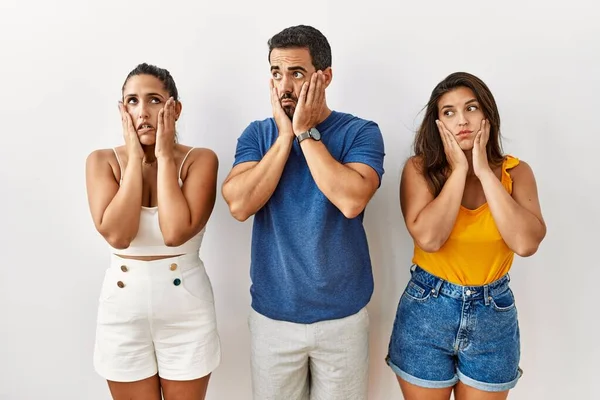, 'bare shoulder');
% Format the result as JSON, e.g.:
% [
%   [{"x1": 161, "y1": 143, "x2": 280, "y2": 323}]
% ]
[
  {"x1": 402, "y1": 155, "x2": 426, "y2": 179},
  {"x1": 181, "y1": 146, "x2": 218, "y2": 166},
  {"x1": 178, "y1": 145, "x2": 218, "y2": 182},
  {"x1": 86, "y1": 148, "x2": 117, "y2": 168},
  {"x1": 509, "y1": 159, "x2": 536, "y2": 181}
]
